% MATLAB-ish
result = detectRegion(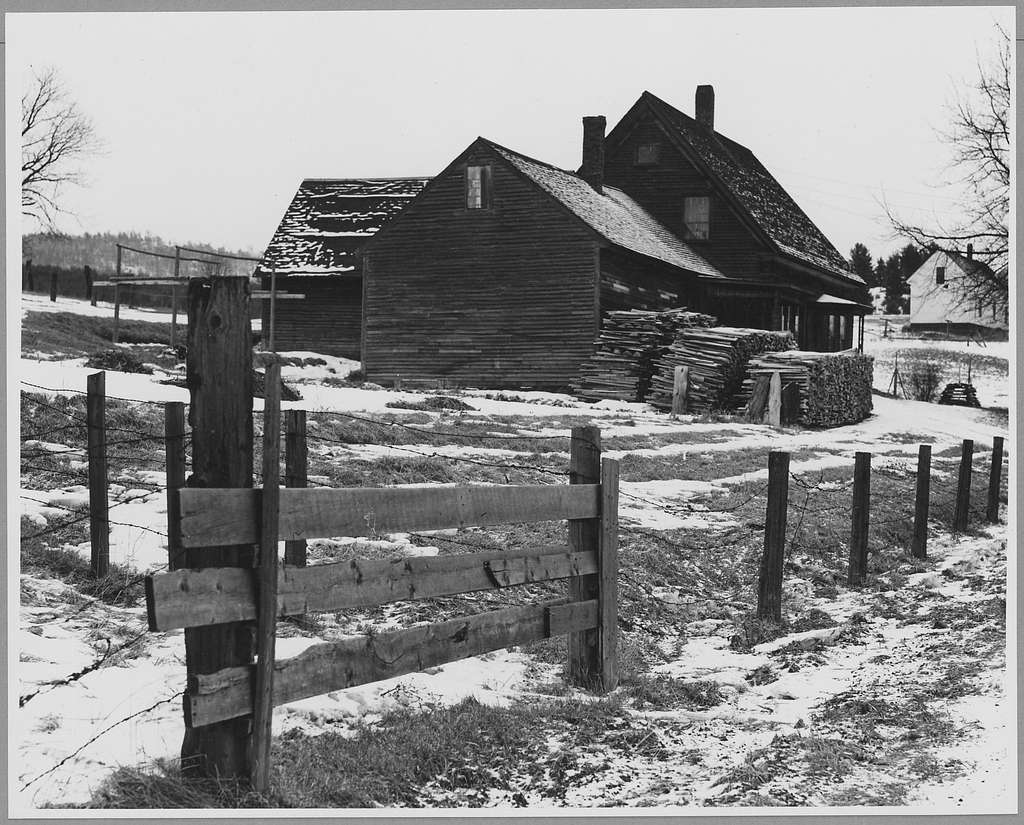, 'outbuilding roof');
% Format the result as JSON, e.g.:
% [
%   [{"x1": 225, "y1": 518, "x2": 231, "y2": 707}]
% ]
[
  {"x1": 636, "y1": 92, "x2": 860, "y2": 284},
  {"x1": 486, "y1": 139, "x2": 724, "y2": 279},
  {"x1": 258, "y1": 177, "x2": 429, "y2": 277}
]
